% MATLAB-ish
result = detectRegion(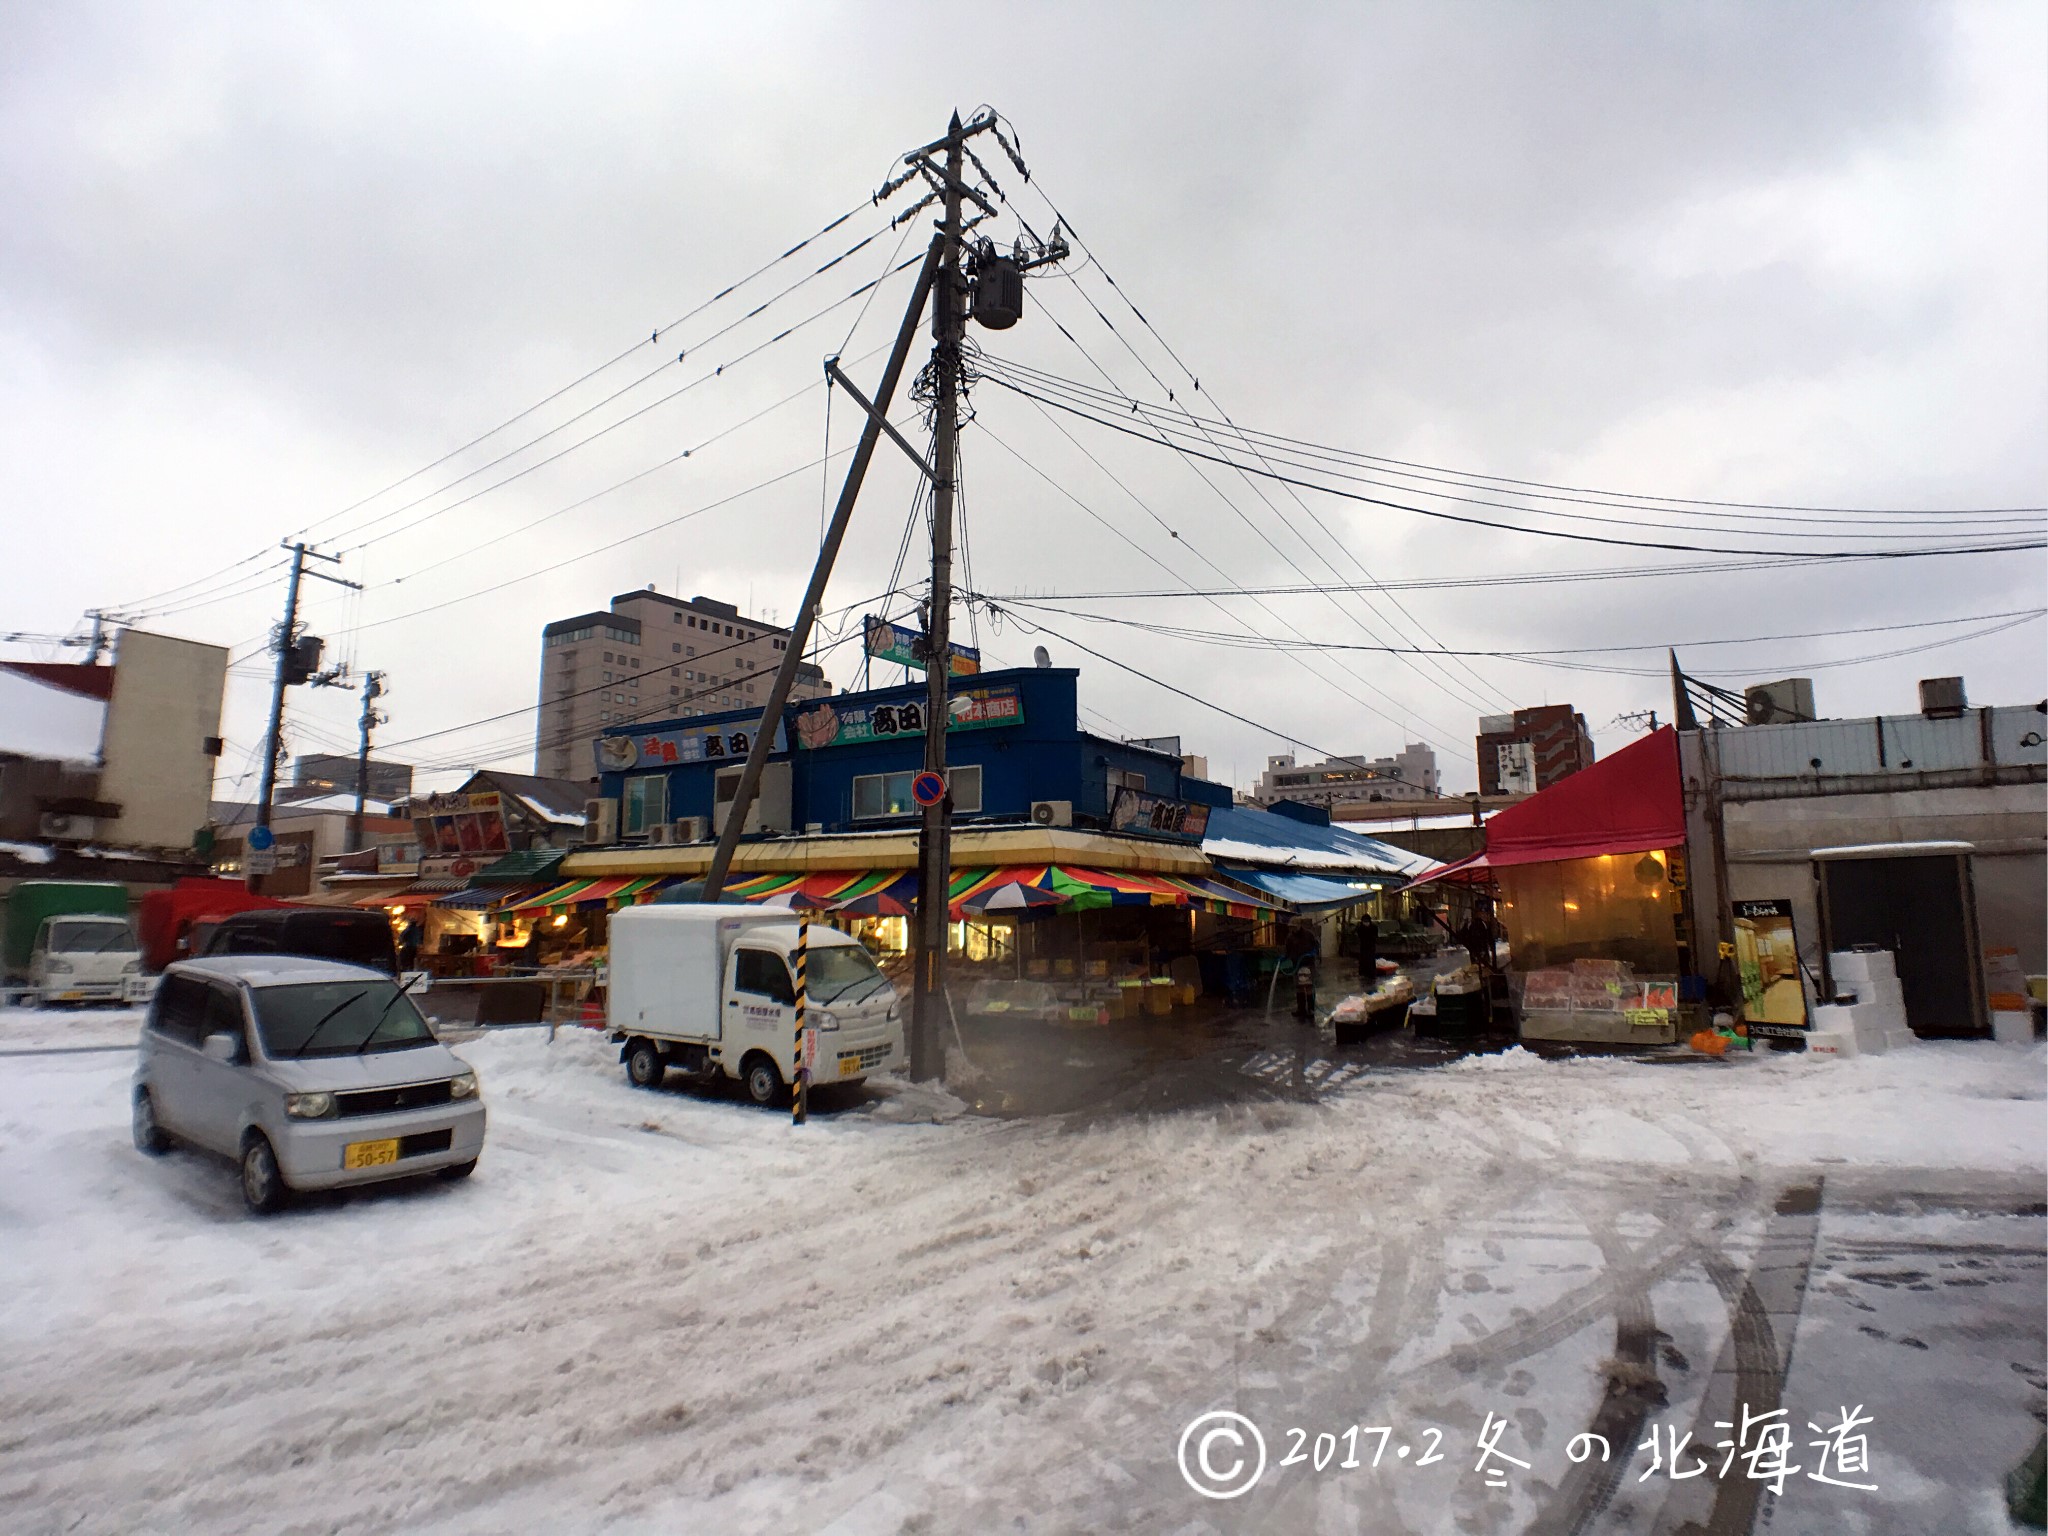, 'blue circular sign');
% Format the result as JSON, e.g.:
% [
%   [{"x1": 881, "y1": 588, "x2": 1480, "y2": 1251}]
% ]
[
  {"x1": 911, "y1": 771, "x2": 947, "y2": 807},
  {"x1": 248, "y1": 825, "x2": 275, "y2": 851}
]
